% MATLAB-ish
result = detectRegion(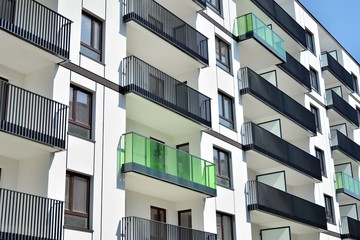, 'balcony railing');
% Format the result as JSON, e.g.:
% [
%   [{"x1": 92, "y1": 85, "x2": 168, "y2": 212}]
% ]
[
  {"x1": 325, "y1": 90, "x2": 359, "y2": 127},
  {"x1": 0, "y1": 0, "x2": 71, "y2": 59},
  {"x1": 120, "y1": 132, "x2": 216, "y2": 197},
  {"x1": 124, "y1": 0, "x2": 208, "y2": 65},
  {"x1": 341, "y1": 217, "x2": 360, "y2": 239},
  {"x1": 0, "y1": 80, "x2": 67, "y2": 149},
  {"x1": 234, "y1": 13, "x2": 286, "y2": 62},
  {"x1": 335, "y1": 172, "x2": 360, "y2": 200},
  {"x1": 121, "y1": 216, "x2": 217, "y2": 240},
  {"x1": 242, "y1": 122, "x2": 322, "y2": 181},
  {"x1": 278, "y1": 52, "x2": 311, "y2": 90},
  {"x1": 250, "y1": 0, "x2": 307, "y2": 48},
  {"x1": 0, "y1": 188, "x2": 63, "y2": 240},
  {"x1": 321, "y1": 52, "x2": 354, "y2": 92},
  {"x1": 240, "y1": 67, "x2": 316, "y2": 134},
  {"x1": 122, "y1": 56, "x2": 211, "y2": 127},
  {"x1": 246, "y1": 180, "x2": 327, "y2": 230},
  {"x1": 331, "y1": 130, "x2": 360, "y2": 162}
]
